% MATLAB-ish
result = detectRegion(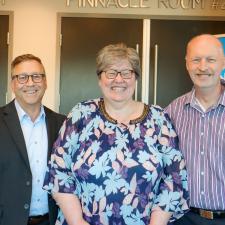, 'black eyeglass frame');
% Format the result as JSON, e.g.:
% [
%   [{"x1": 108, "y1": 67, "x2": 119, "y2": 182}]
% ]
[
  {"x1": 98, "y1": 69, "x2": 135, "y2": 79},
  {"x1": 11, "y1": 73, "x2": 46, "y2": 84}
]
